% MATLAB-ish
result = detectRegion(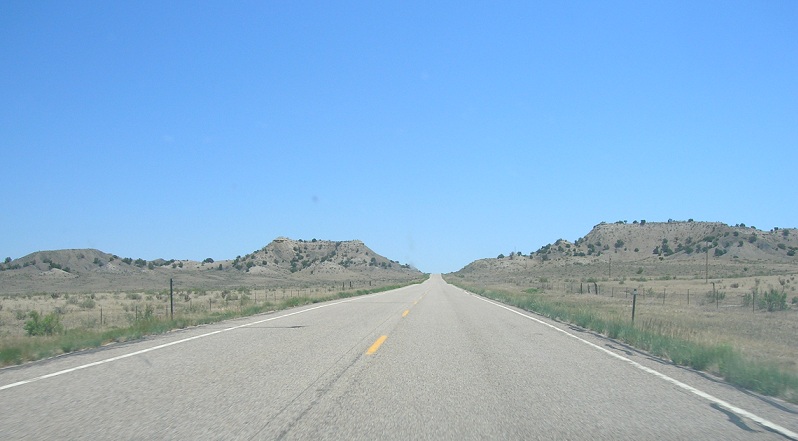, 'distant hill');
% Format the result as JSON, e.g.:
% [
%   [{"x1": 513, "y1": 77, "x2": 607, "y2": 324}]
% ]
[
  {"x1": 452, "y1": 221, "x2": 798, "y2": 281},
  {"x1": 541, "y1": 221, "x2": 797, "y2": 262},
  {"x1": 0, "y1": 238, "x2": 422, "y2": 294},
  {"x1": 232, "y1": 237, "x2": 415, "y2": 276}
]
